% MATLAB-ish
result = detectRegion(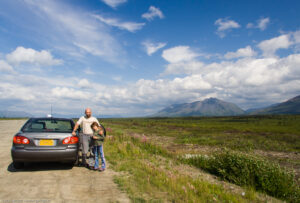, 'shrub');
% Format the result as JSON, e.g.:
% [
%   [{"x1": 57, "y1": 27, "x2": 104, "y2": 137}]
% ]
[{"x1": 183, "y1": 151, "x2": 300, "y2": 202}]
